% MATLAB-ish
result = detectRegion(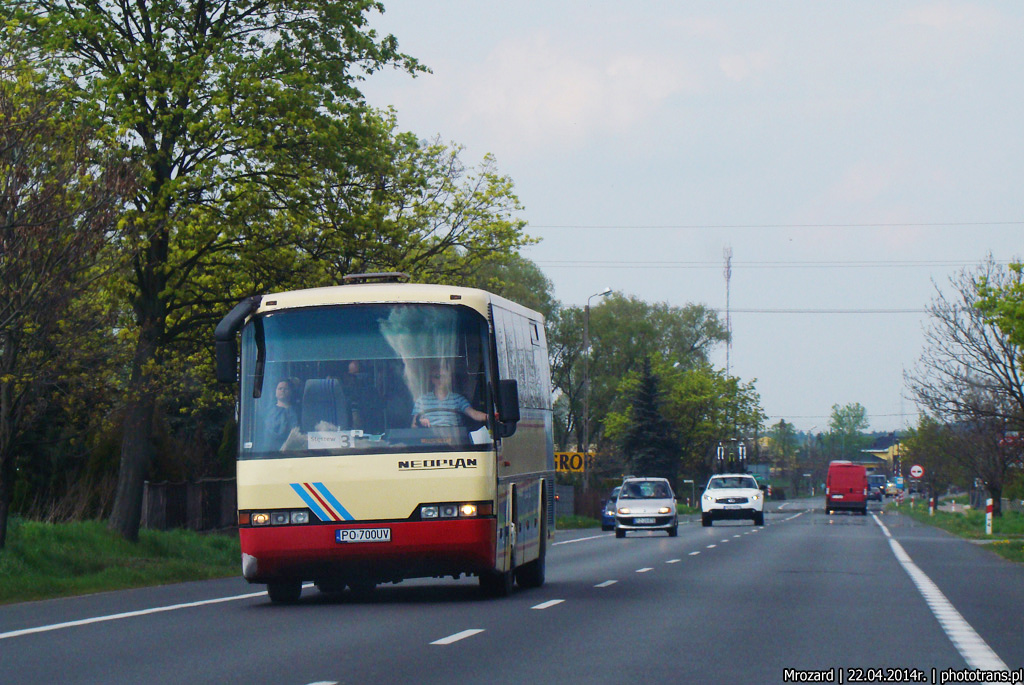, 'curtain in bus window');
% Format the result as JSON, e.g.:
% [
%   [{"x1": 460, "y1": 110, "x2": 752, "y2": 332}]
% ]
[{"x1": 380, "y1": 306, "x2": 460, "y2": 413}]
